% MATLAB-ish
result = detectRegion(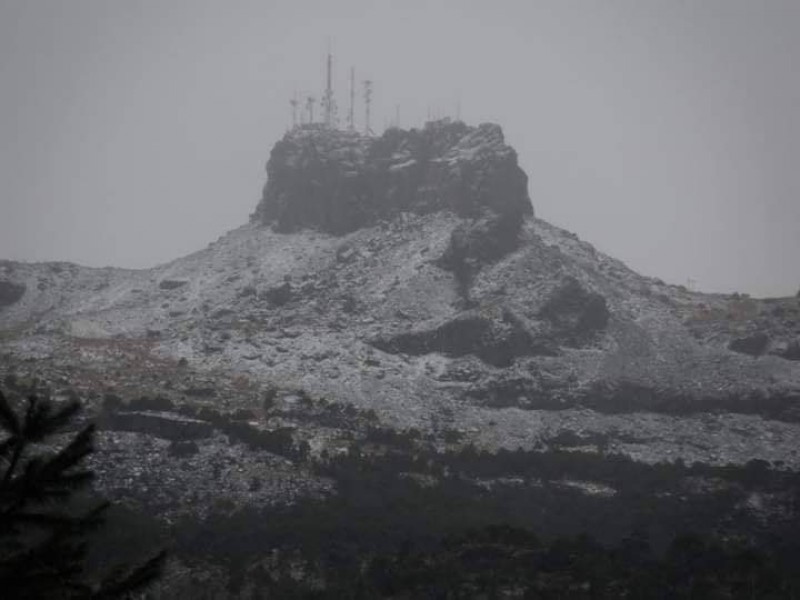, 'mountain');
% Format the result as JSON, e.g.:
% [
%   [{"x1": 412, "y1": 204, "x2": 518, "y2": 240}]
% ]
[{"x1": 1, "y1": 120, "x2": 799, "y2": 595}]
